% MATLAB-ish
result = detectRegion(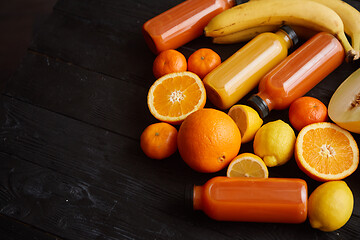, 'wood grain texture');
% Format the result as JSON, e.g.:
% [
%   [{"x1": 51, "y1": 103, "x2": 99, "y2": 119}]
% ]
[
  {"x1": 0, "y1": 214, "x2": 61, "y2": 240},
  {"x1": 1, "y1": 0, "x2": 360, "y2": 239},
  {"x1": 29, "y1": 10, "x2": 155, "y2": 89},
  {"x1": 6, "y1": 52, "x2": 152, "y2": 139}
]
